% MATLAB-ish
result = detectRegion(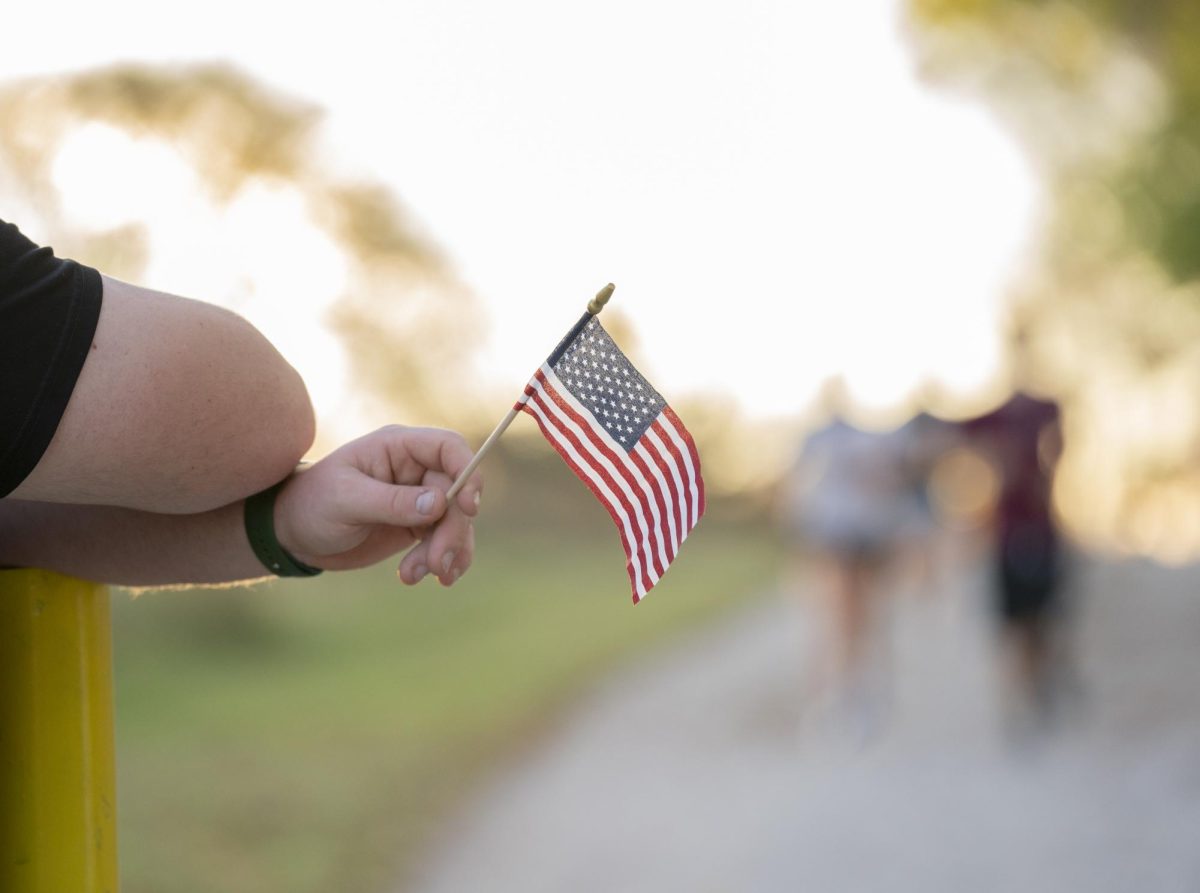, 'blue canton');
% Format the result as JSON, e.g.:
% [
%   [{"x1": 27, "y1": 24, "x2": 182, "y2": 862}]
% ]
[{"x1": 551, "y1": 317, "x2": 666, "y2": 451}]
